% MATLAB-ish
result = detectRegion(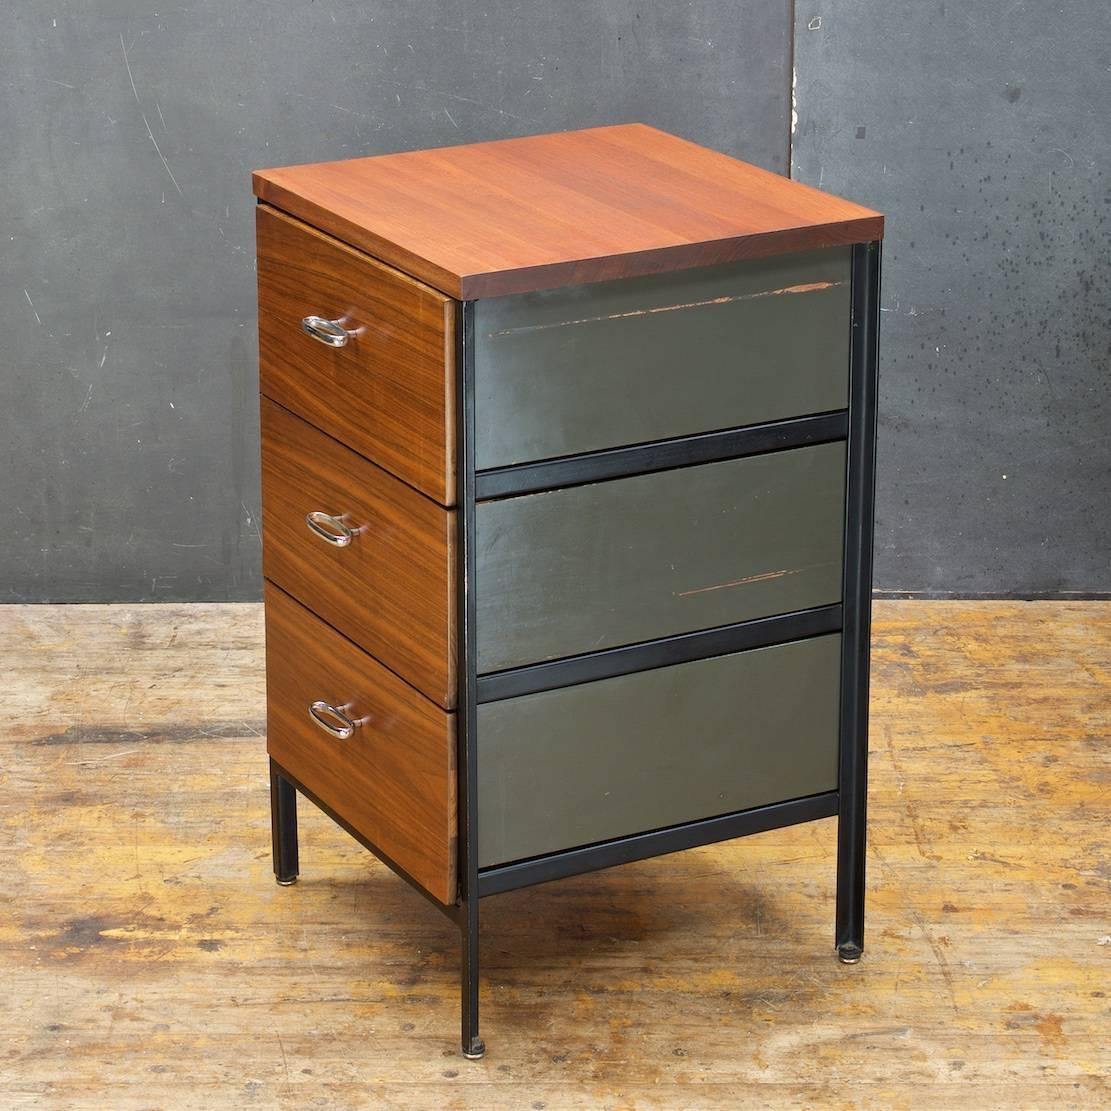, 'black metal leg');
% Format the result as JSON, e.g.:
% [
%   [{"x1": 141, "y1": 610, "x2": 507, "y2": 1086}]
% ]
[
  {"x1": 835, "y1": 767, "x2": 867, "y2": 964},
  {"x1": 456, "y1": 299, "x2": 485, "y2": 1059},
  {"x1": 835, "y1": 240, "x2": 880, "y2": 965},
  {"x1": 270, "y1": 760, "x2": 299, "y2": 886},
  {"x1": 460, "y1": 898, "x2": 484, "y2": 1058}
]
